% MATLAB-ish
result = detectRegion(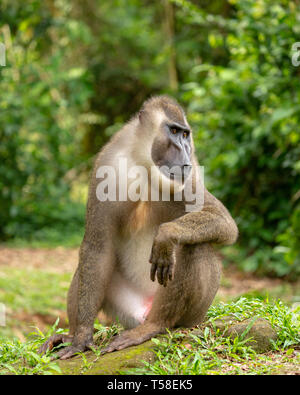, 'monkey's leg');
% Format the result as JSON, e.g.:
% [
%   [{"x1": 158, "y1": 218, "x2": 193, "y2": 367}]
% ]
[
  {"x1": 40, "y1": 242, "x2": 115, "y2": 359},
  {"x1": 38, "y1": 269, "x2": 79, "y2": 355},
  {"x1": 102, "y1": 243, "x2": 221, "y2": 353}
]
